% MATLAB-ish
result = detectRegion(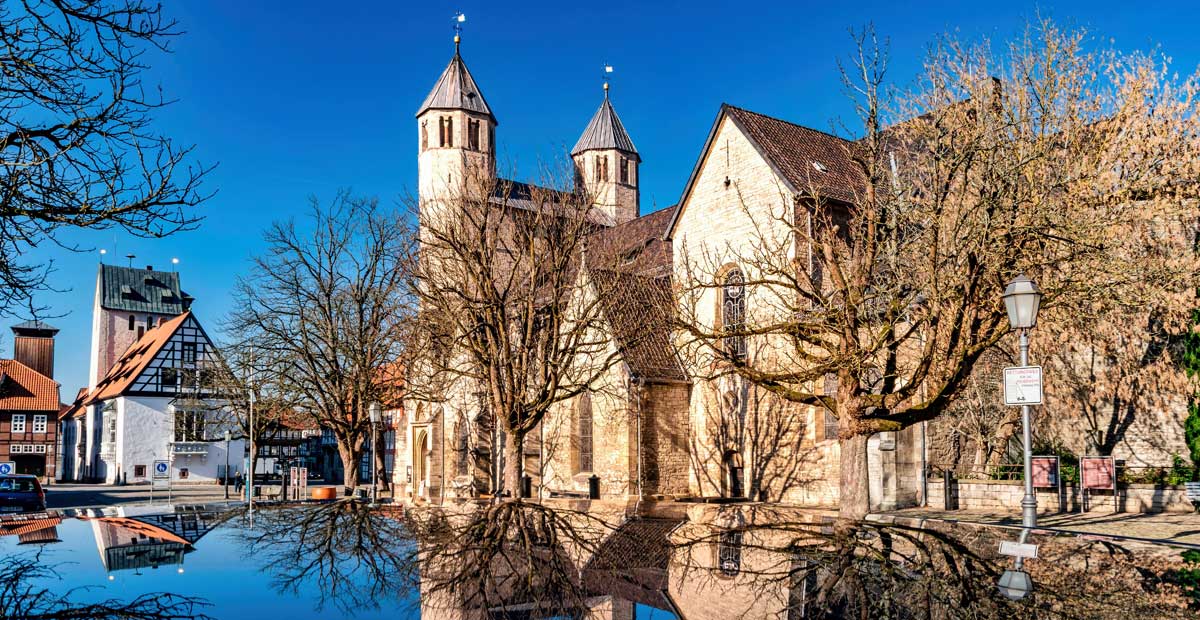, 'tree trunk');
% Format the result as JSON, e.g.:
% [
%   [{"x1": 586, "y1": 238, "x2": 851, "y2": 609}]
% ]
[
  {"x1": 373, "y1": 430, "x2": 391, "y2": 492},
  {"x1": 839, "y1": 433, "x2": 871, "y2": 521},
  {"x1": 337, "y1": 438, "x2": 361, "y2": 493},
  {"x1": 503, "y1": 430, "x2": 525, "y2": 499}
]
